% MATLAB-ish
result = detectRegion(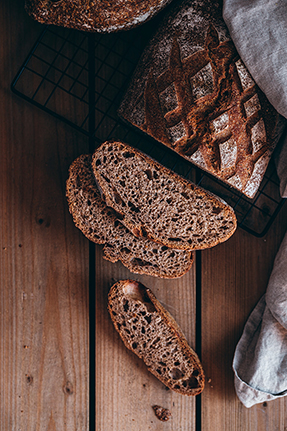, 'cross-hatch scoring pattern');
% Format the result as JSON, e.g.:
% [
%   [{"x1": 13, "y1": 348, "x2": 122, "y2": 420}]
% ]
[{"x1": 143, "y1": 24, "x2": 277, "y2": 197}]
